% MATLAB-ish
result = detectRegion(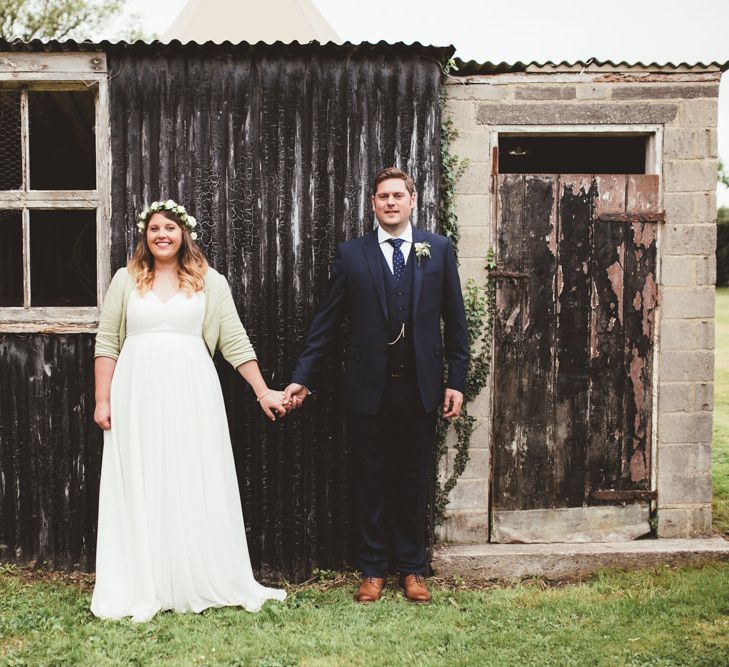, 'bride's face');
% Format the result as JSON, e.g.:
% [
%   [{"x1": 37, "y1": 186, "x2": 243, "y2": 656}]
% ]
[{"x1": 146, "y1": 213, "x2": 183, "y2": 263}]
